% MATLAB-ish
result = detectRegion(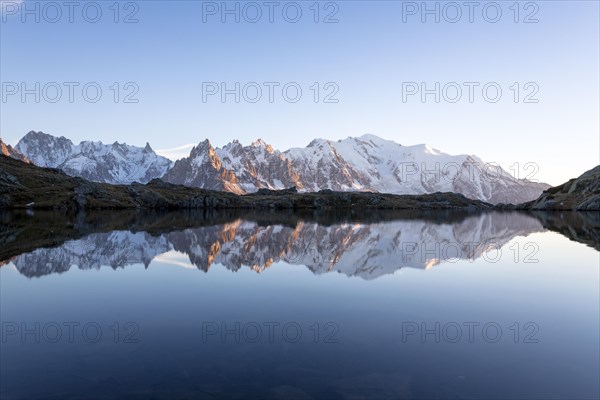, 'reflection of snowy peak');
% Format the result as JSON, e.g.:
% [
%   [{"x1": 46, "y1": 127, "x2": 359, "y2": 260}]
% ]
[
  {"x1": 13, "y1": 231, "x2": 171, "y2": 277},
  {"x1": 15, "y1": 131, "x2": 172, "y2": 184},
  {"x1": 11, "y1": 213, "x2": 544, "y2": 280},
  {"x1": 162, "y1": 134, "x2": 549, "y2": 203}
]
